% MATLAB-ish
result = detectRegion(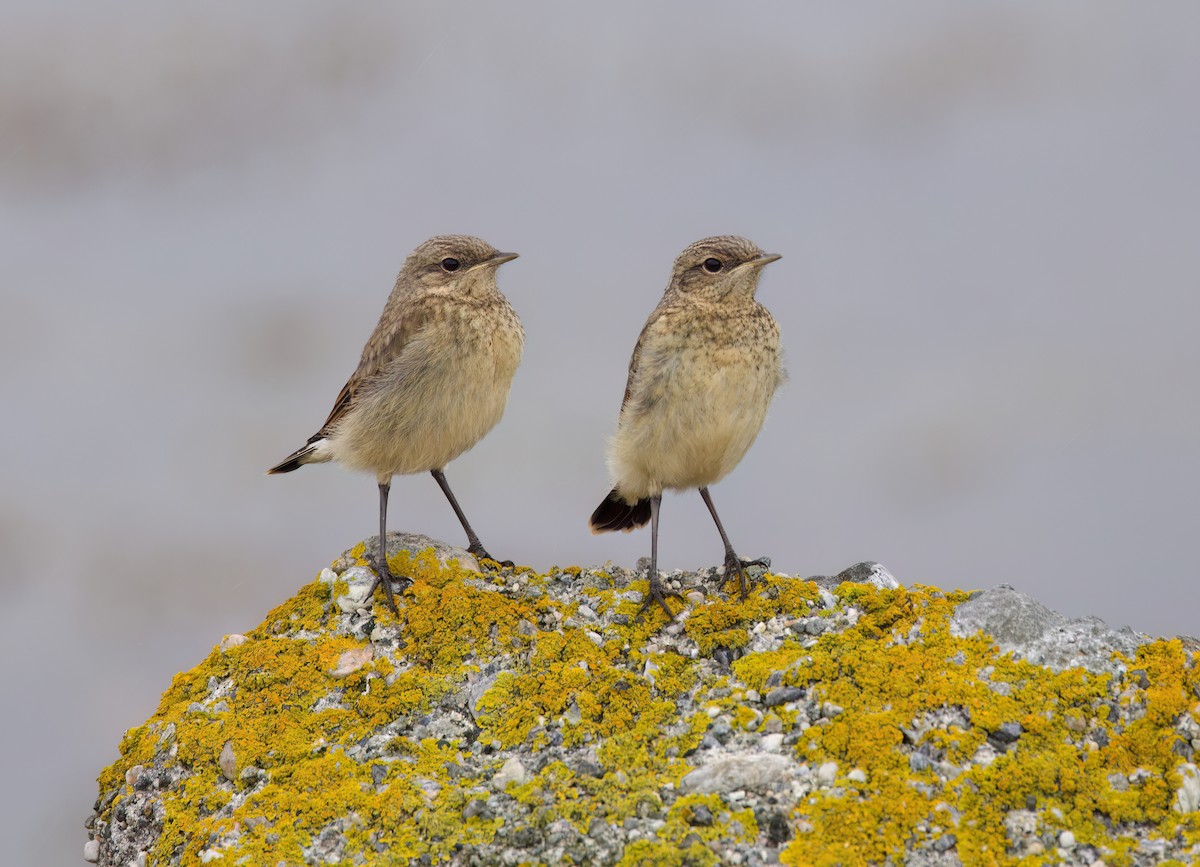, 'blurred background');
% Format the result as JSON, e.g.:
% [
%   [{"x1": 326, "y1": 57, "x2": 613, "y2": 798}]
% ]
[{"x1": 2, "y1": 1, "x2": 1198, "y2": 862}]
